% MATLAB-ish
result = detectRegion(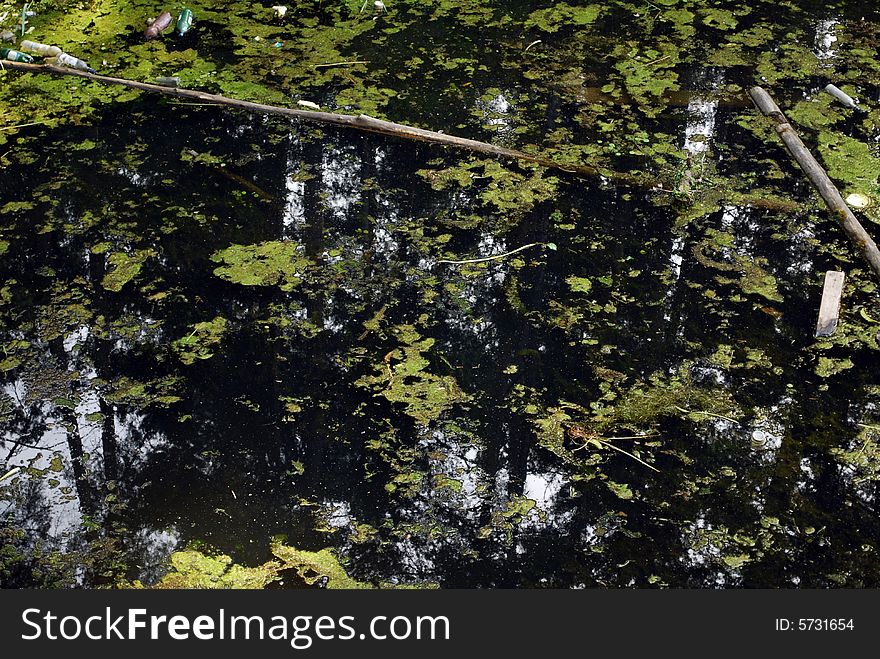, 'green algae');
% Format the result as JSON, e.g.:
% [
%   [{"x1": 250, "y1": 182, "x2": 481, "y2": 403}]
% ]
[
  {"x1": 150, "y1": 550, "x2": 276, "y2": 589},
  {"x1": 698, "y1": 8, "x2": 740, "y2": 31},
  {"x1": 565, "y1": 275, "x2": 593, "y2": 295},
  {"x1": 606, "y1": 480, "x2": 634, "y2": 500},
  {"x1": 418, "y1": 159, "x2": 559, "y2": 232},
  {"x1": 172, "y1": 316, "x2": 228, "y2": 365},
  {"x1": 818, "y1": 132, "x2": 880, "y2": 197},
  {"x1": 356, "y1": 324, "x2": 469, "y2": 426},
  {"x1": 270, "y1": 541, "x2": 374, "y2": 589},
  {"x1": 525, "y1": 3, "x2": 602, "y2": 33},
  {"x1": 211, "y1": 241, "x2": 312, "y2": 291},
  {"x1": 831, "y1": 425, "x2": 880, "y2": 484},
  {"x1": 478, "y1": 494, "x2": 539, "y2": 541},
  {"x1": 101, "y1": 249, "x2": 153, "y2": 292},
  {"x1": 595, "y1": 364, "x2": 739, "y2": 428},
  {"x1": 611, "y1": 40, "x2": 680, "y2": 118},
  {"x1": 787, "y1": 97, "x2": 838, "y2": 131},
  {"x1": 815, "y1": 356, "x2": 855, "y2": 378},
  {"x1": 693, "y1": 230, "x2": 782, "y2": 302},
  {"x1": 105, "y1": 375, "x2": 183, "y2": 408},
  {"x1": 148, "y1": 539, "x2": 427, "y2": 589}
]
